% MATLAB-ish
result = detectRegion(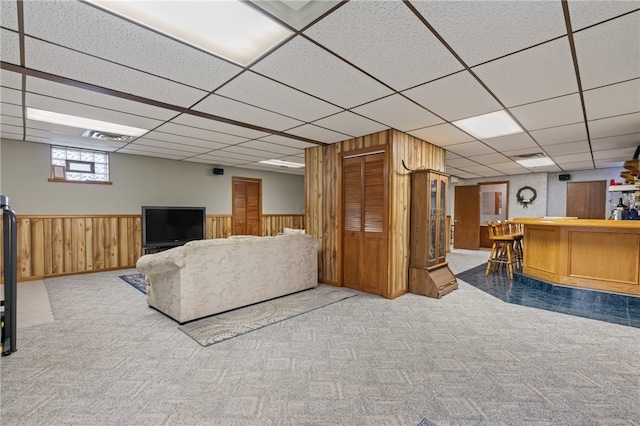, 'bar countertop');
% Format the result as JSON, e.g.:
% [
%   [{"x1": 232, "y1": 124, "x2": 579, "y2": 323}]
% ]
[{"x1": 513, "y1": 217, "x2": 640, "y2": 296}]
